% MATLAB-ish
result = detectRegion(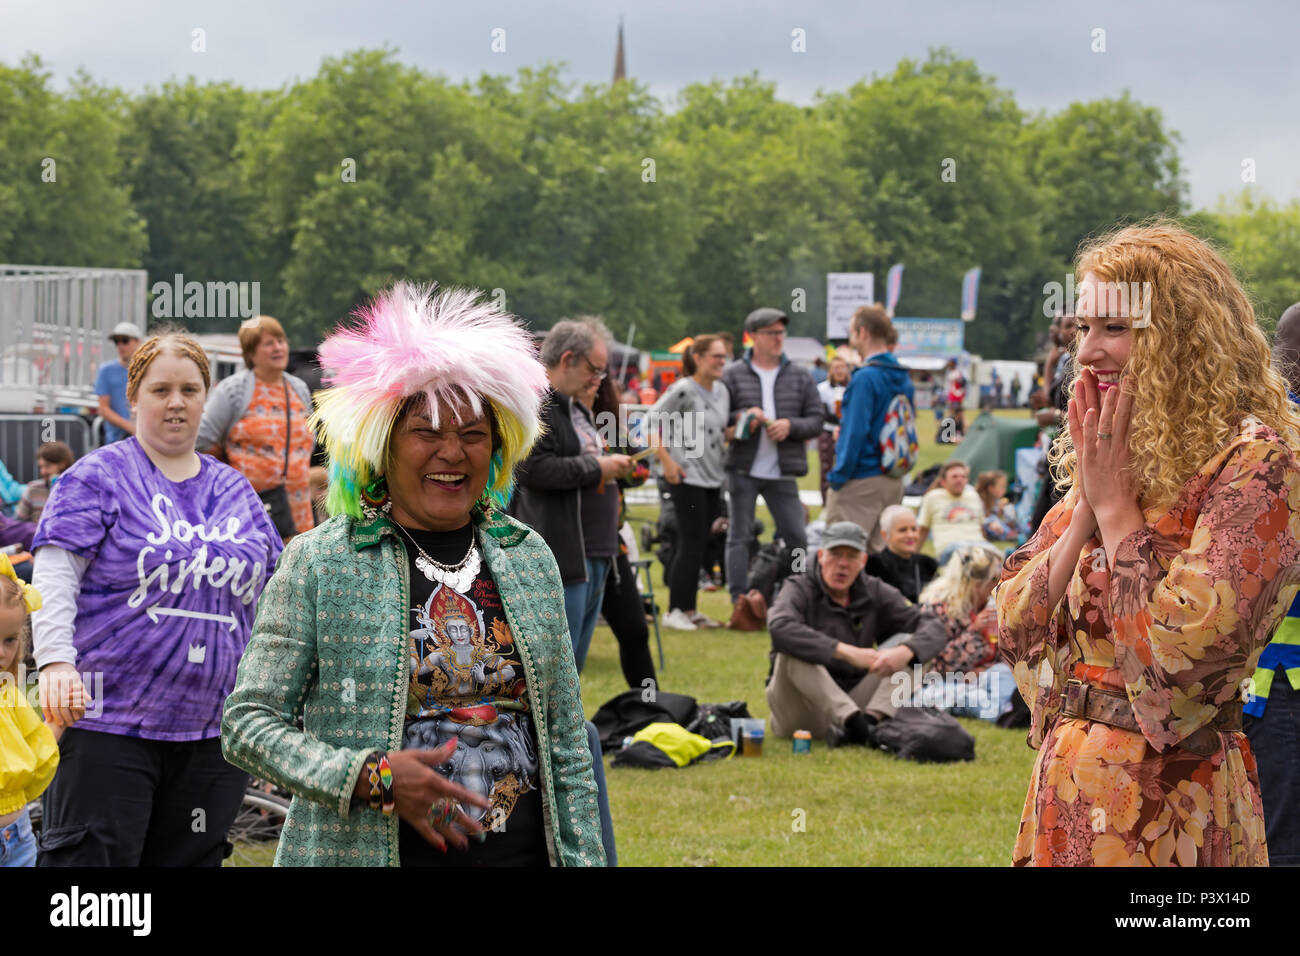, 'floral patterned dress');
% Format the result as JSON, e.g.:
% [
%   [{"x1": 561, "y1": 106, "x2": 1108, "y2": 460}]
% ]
[
  {"x1": 924, "y1": 599, "x2": 999, "y2": 675},
  {"x1": 996, "y1": 423, "x2": 1300, "y2": 866}
]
